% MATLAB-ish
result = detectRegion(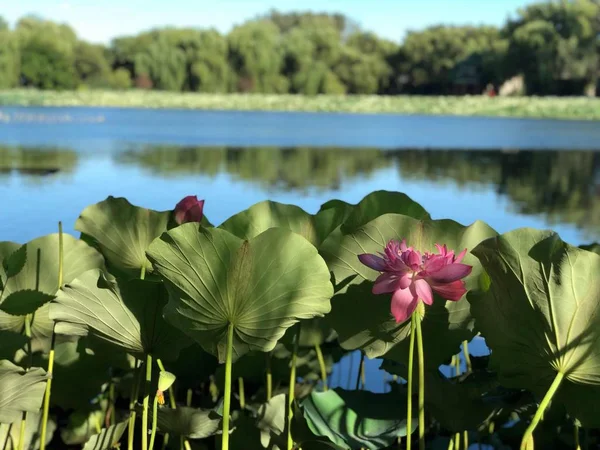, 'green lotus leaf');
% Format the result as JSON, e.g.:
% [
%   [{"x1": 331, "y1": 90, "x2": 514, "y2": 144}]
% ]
[
  {"x1": 469, "y1": 228, "x2": 600, "y2": 427},
  {"x1": 0, "y1": 331, "x2": 28, "y2": 360},
  {"x1": 0, "y1": 234, "x2": 104, "y2": 316},
  {"x1": 339, "y1": 190, "x2": 431, "y2": 234},
  {"x1": 281, "y1": 317, "x2": 337, "y2": 349},
  {"x1": 219, "y1": 200, "x2": 344, "y2": 248},
  {"x1": 323, "y1": 215, "x2": 496, "y2": 362},
  {"x1": 0, "y1": 360, "x2": 48, "y2": 423},
  {"x1": 299, "y1": 388, "x2": 416, "y2": 450},
  {"x1": 0, "y1": 410, "x2": 56, "y2": 450},
  {"x1": 1, "y1": 303, "x2": 57, "y2": 356},
  {"x1": 61, "y1": 406, "x2": 106, "y2": 445},
  {"x1": 150, "y1": 405, "x2": 222, "y2": 439},
  {"x1": 82, "y1": 419, "x2": 128, "y2": 450},
  {"x1": 580, "y1": 242, "x2": 600, "y2": 255},
  {"x1": 50, "y1": 269, "x2": 189, "y2": 361},
  {"x1": 2, "y1": 244, "x2": 26, "y2": 279},
  {"x1": 75, "y1": 196, "x2": 173, "y2": 279},
  {"x1": 147, "y1": 225, "x2": 333, "y2": 362}
]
